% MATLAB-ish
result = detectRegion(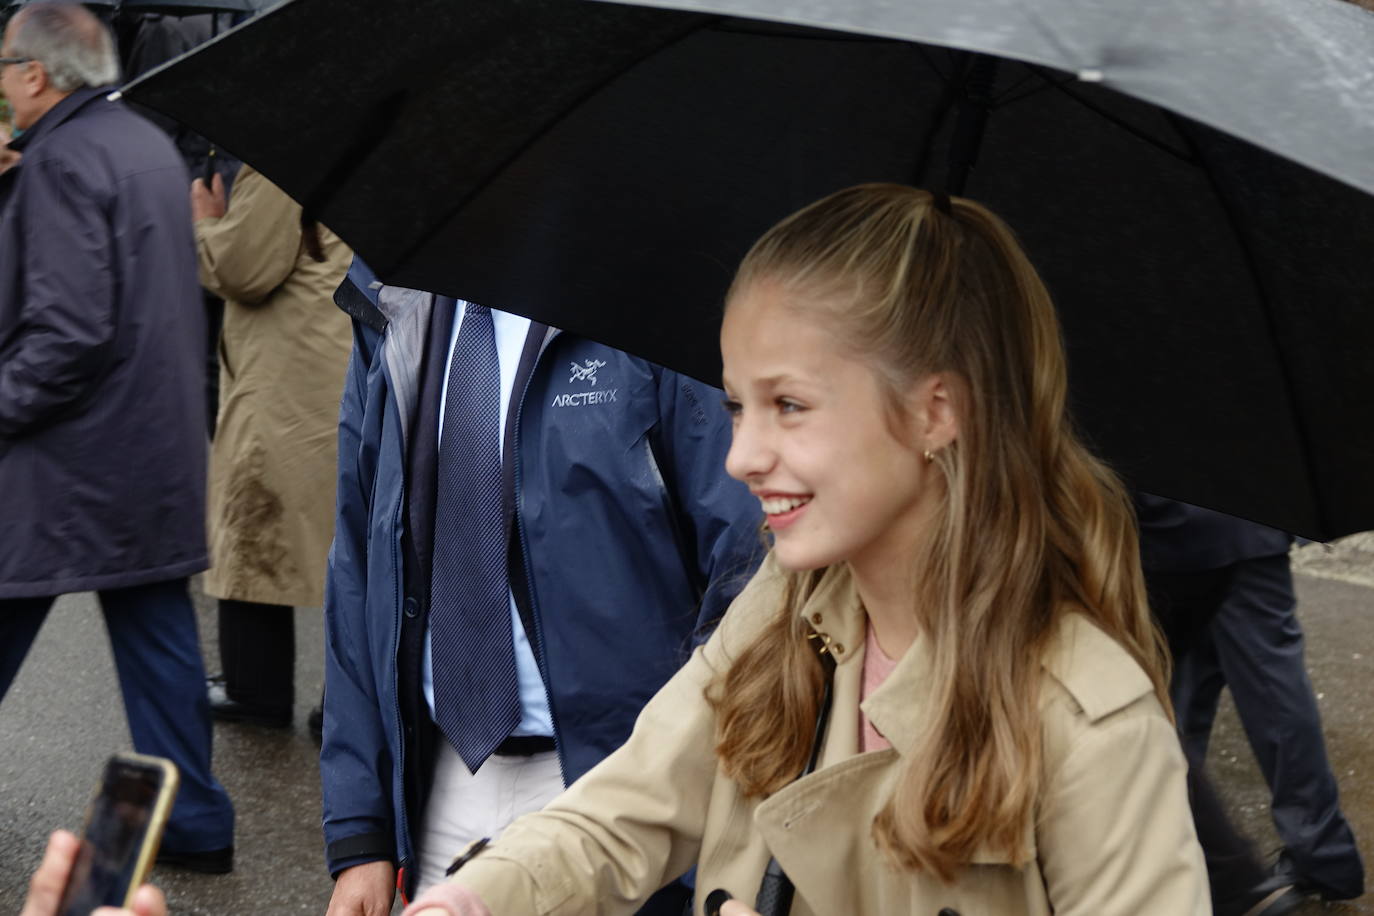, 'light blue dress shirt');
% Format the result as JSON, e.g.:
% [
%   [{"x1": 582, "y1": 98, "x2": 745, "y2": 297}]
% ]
[{"x1": 423, "y1": 300, "x2": 554, "y2": 738}]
